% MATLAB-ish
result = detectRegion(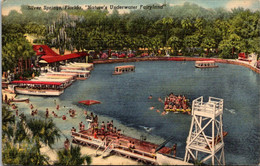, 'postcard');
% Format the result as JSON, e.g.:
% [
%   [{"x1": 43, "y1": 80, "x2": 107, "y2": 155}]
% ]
[{"x1": 2, "y1": 0, "x2": 259, "y2": 165}]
